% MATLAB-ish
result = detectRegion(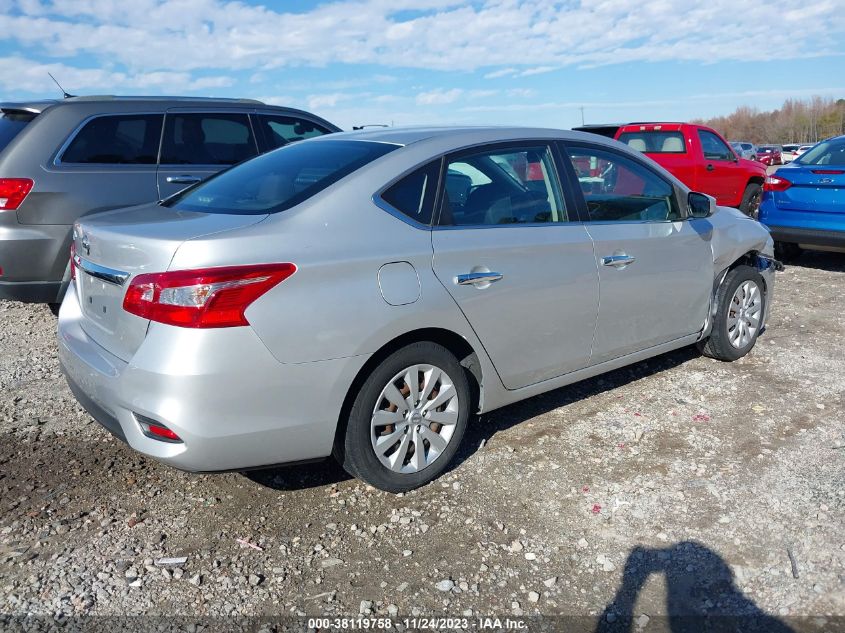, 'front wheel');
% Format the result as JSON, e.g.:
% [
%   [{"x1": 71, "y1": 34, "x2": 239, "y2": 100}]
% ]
[
  {"x1": 739, "y1": 183, "x2": 762, "y2": 219},
  {"x1": 698, "y1": 265, "x2": 766, "y2": 362},
  {"x1": 336, "y1": 342, "x2": 470, "y2": 492}
]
